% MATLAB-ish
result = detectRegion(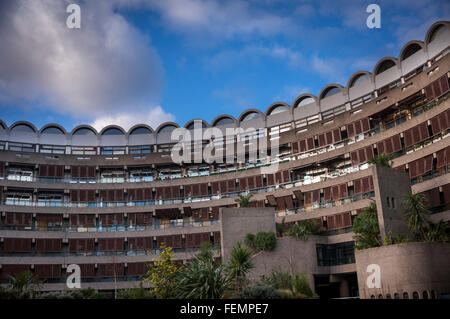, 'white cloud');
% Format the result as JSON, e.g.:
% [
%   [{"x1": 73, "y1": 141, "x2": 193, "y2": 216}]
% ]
[
  {"x1": 205, "y1": 44, "x2": 302, "y2": 71},
  {"x1": 90, "y1": 106, "x2": 175, "y2": 131},
  {"x1": 0, "y1": 0, "x2": 165, "y2": 121},
  {"x1": 116, "y1": 0, "x2": 295, "y2": 40}
]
